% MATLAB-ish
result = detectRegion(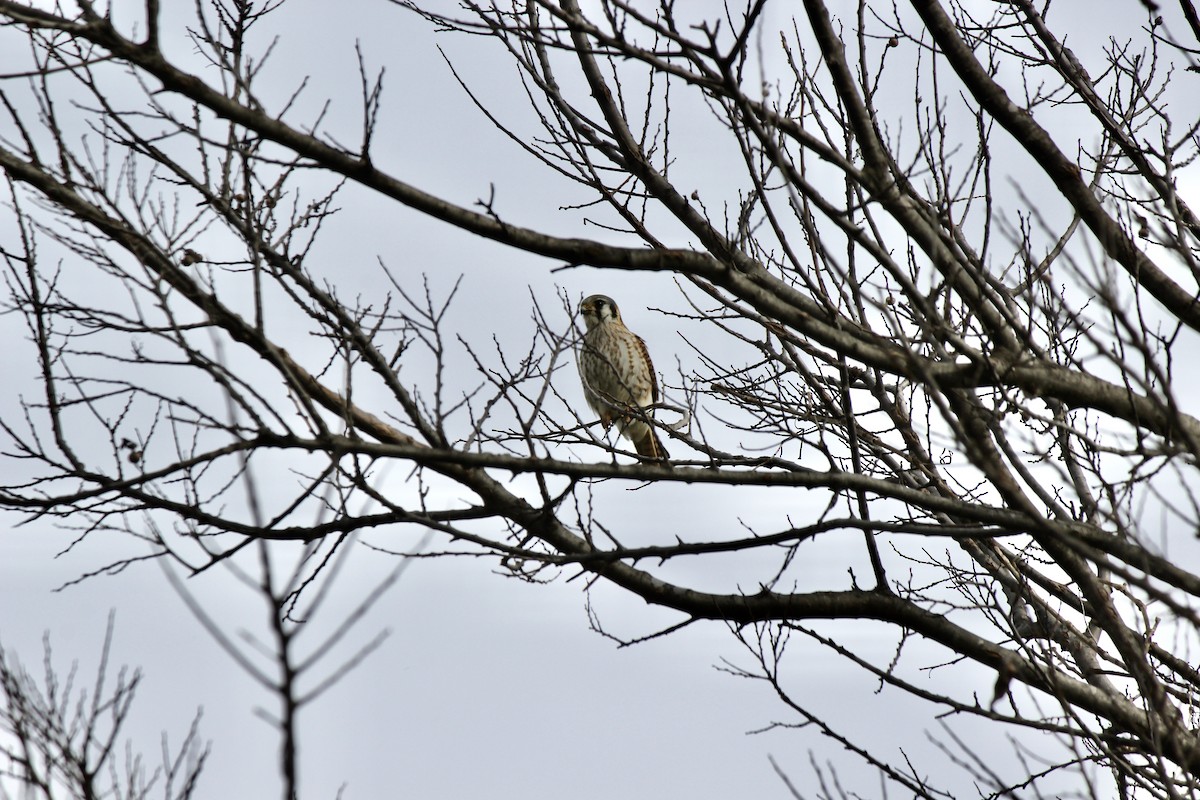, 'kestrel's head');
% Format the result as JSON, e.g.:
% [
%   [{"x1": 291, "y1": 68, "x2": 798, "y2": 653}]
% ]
[{"x1": 580, "y1": 294, "x2": 620, "y2": 329}]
